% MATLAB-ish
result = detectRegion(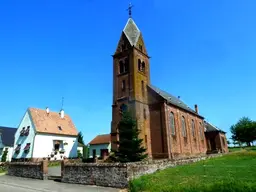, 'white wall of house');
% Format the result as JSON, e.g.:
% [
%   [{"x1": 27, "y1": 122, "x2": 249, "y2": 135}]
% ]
[
  {"x1": 89, "y1": 143, "x2": 111, "y2": 158},
  {"x1": 13, "y1": 111, "x2": 36, "y2": 159},
  {"x1": 33, "y1": 134, "x2": 78, "y2": 160},
  {"x1": 77, "y1": 146, "x2": 83, "y2": 155}
]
